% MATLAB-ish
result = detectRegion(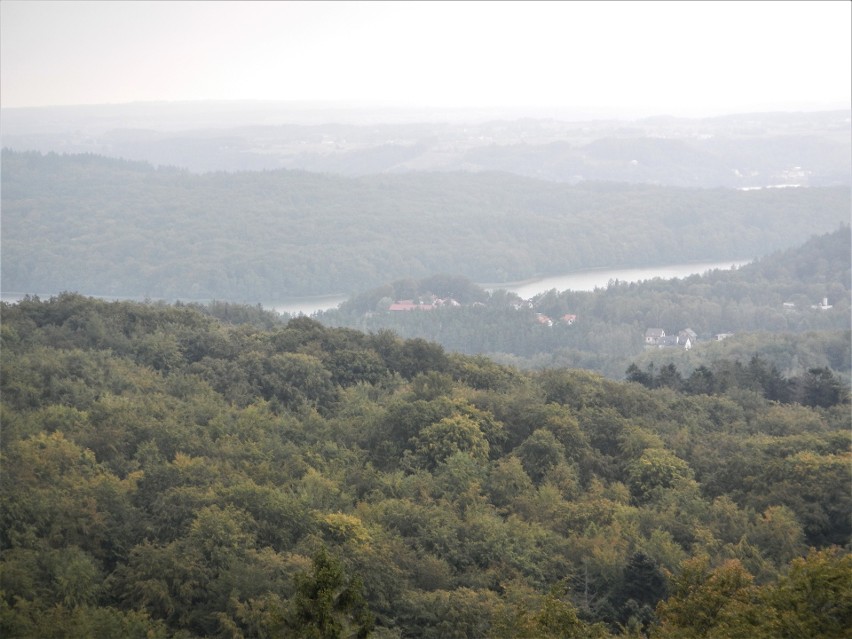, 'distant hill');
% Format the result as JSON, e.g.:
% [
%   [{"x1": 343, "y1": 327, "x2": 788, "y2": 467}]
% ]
[
  {"x1": 2, "y1": 106, "x2": 849, "y2": 187},
  {"x1": 2, "y1": 149, "x2": 849, "y2": 301}
]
